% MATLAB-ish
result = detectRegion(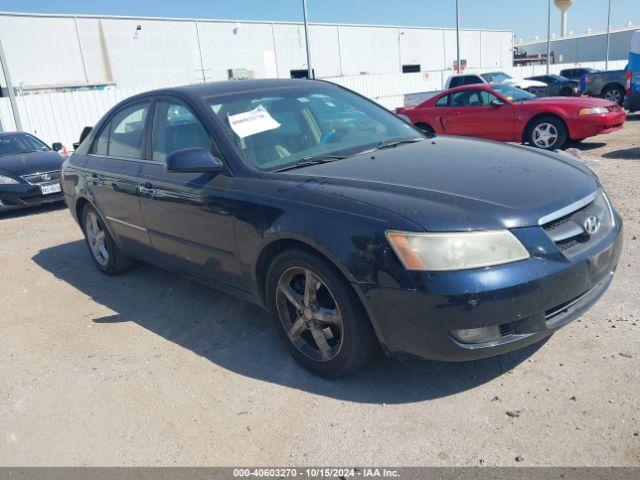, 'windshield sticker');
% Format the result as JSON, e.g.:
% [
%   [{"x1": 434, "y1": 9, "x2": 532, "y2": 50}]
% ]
[{"x1": 228, "y1": 105, "x2": 281, "y2": 138}]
